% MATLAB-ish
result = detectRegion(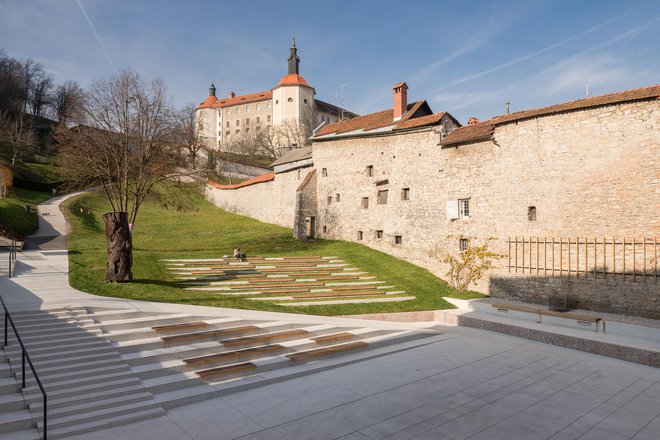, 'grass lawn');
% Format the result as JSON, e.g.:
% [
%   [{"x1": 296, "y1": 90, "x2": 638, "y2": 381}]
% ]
[
  {"x1": 0, "y1": 187, "x2": 52, "y2": 237},
  {"x1": 63, "y1": 185, "x2": 484, "y2": 316}
]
